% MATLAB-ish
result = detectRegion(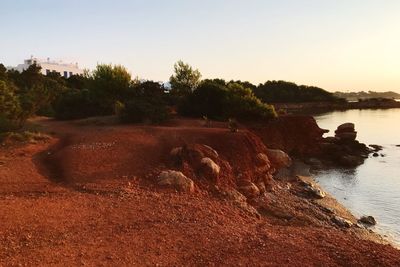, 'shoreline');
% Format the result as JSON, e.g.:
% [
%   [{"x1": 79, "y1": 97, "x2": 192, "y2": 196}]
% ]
[
  {"x1": 303, "y1": 173, "x2": 398, "y2": 248},
  {"x1": 276, "y1": 157, "x2": 397, "y2": 248},
  {"x1": 274, "y1": 99, "x2": 400, "y2": 115}
]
